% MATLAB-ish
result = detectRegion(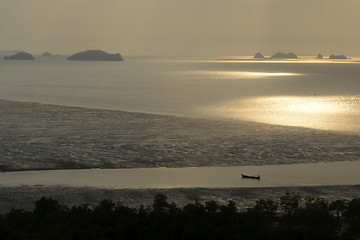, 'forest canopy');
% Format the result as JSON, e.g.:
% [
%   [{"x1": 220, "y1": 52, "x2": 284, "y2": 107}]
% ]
[{"x1": 1, "y1": 192, "x2": 360, "y2": 240}]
